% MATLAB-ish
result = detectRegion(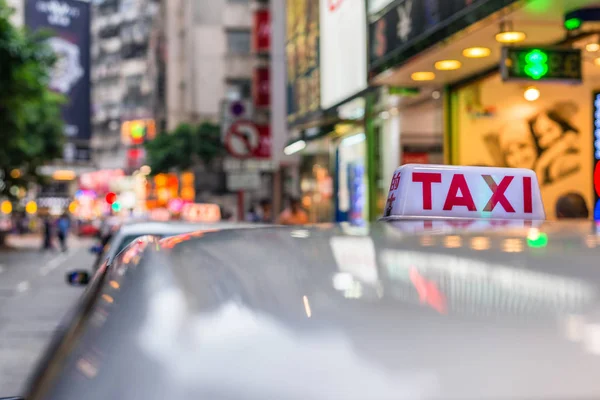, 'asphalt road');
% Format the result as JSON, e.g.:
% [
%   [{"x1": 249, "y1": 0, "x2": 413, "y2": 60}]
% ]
[{"x1": 0, "y1": 234, "x2": 94, "y2": 395}]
